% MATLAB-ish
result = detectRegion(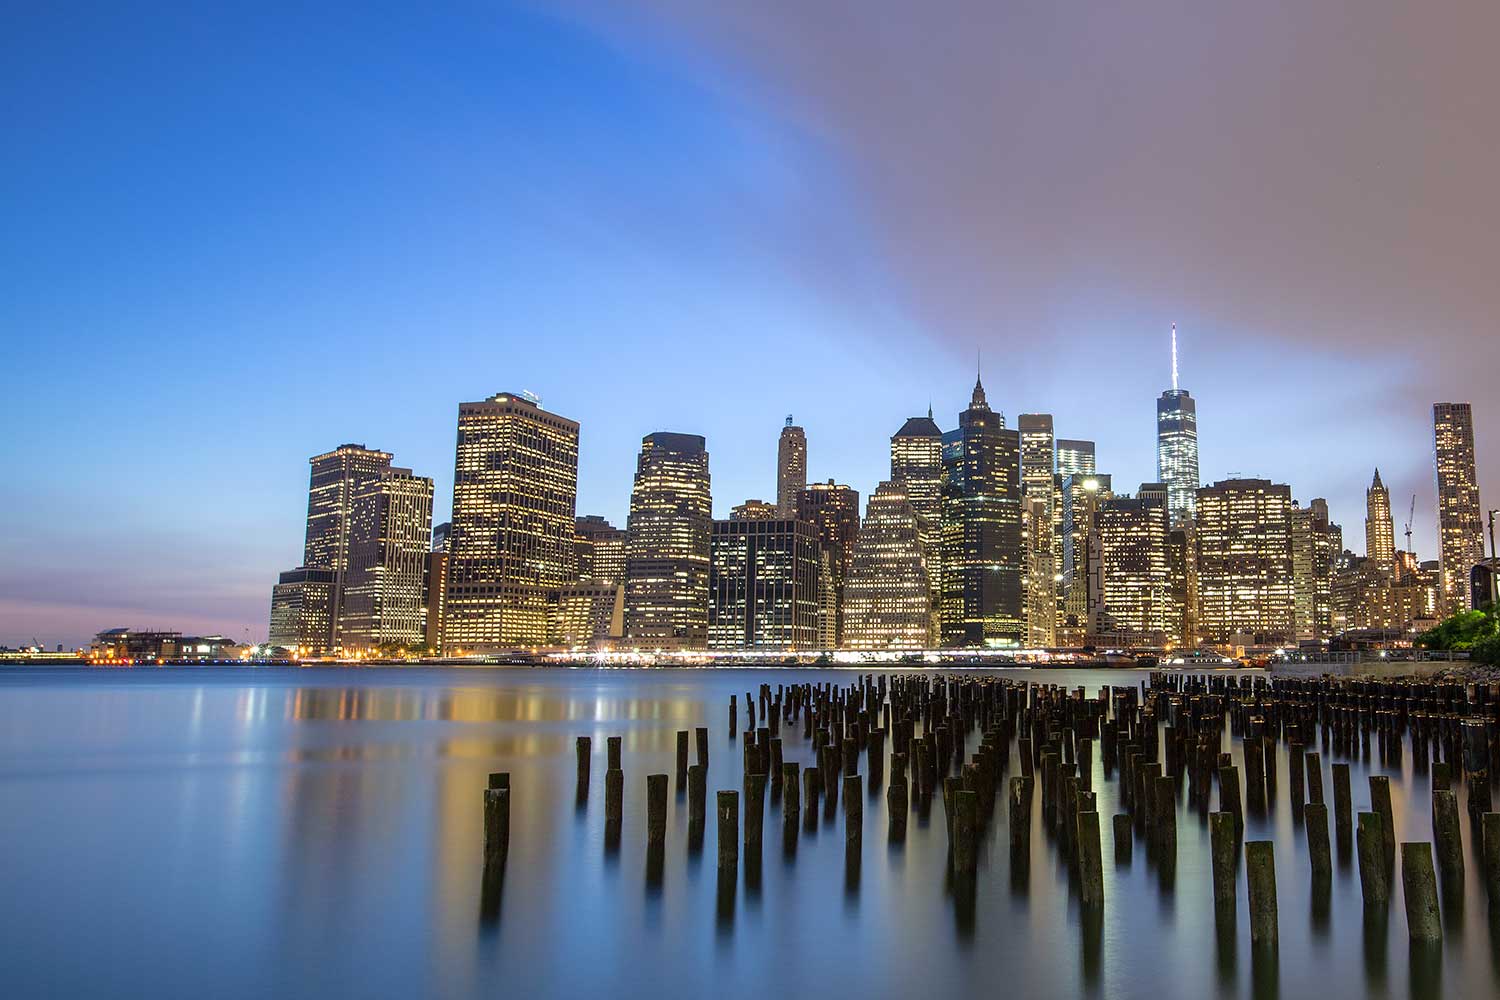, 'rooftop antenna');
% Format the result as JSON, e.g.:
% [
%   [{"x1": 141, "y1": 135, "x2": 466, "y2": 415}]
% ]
[
  {"x1": 1171, "y1": 323, "x2": 1179, "y2": 391},
  {"x1": 785, "y1": 414, "x2": 793, "y2": 427}
]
